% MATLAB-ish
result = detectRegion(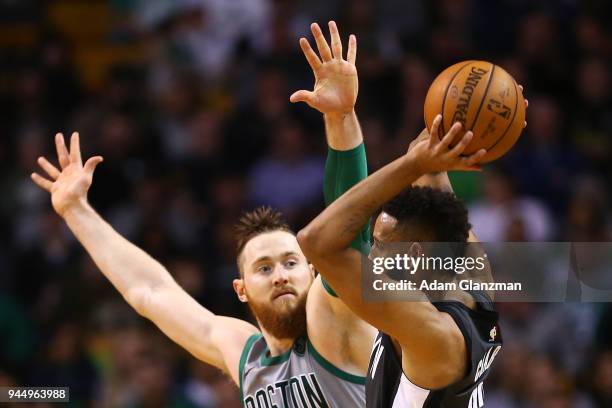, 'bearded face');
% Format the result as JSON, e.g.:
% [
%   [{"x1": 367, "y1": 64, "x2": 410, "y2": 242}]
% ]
[
  {"x1": 246, "y1": 284, "x2": 308, "y2": 339},
  {"x1": 235, "y1": 231, "x2": 315, "y2": 340}
]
